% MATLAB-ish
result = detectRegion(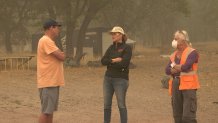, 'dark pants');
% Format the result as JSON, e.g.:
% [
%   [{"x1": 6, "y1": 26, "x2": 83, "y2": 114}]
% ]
[
  {"x1": 103, "y1": 76, "x2": 129, "y2": 123},
  {"x1": 172, "y1": 78, "x2": 198, "y2": 123}
]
